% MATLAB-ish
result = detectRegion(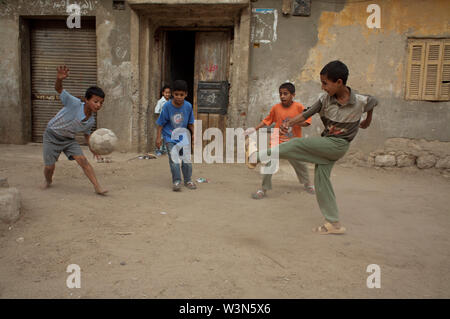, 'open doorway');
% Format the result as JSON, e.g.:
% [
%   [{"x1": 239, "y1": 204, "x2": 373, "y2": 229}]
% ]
[
  {"x1": 163, "y1": 31, "x2": 195, "y2": 104},
  {"x1": 152, "y1": 26, "x2": 235, "y2": 153}
]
